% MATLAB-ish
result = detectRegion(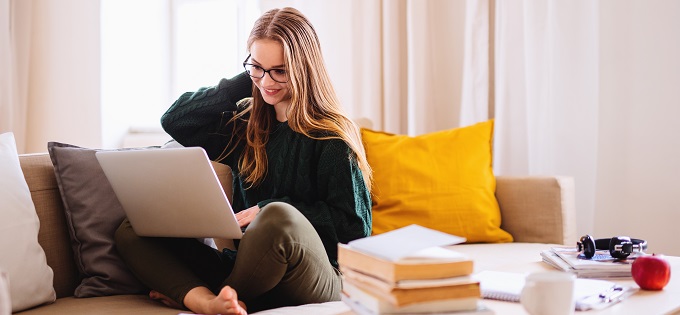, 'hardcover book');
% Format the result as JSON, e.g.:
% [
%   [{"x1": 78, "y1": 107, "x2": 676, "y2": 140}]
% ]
[
  {"x1": 342, "y1": 280, "x2": 480, "y2": 311},
  {"x1": 341, "y1": 266, "x2": 477, "y2": 292},
  {"x1": 342, "y1": 294, "x2": 495, "y2": 315},
  {"x1": 343, "y1": 276, "x2": 481, "y2": 307},
  {"x1": 337, "y1": 244, "x2": 473, "y2": 283}
]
